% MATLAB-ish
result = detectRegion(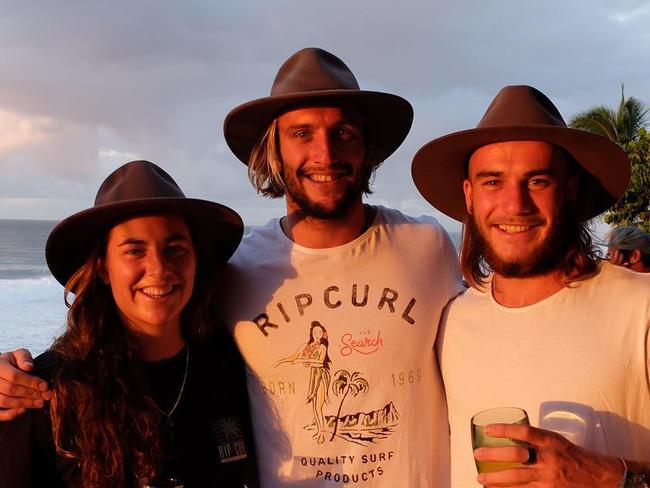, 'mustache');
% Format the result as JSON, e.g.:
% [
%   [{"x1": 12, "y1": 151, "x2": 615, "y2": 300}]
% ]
[{"x1": 298, "y1": 162, "x2": 354, "y2": 176}]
